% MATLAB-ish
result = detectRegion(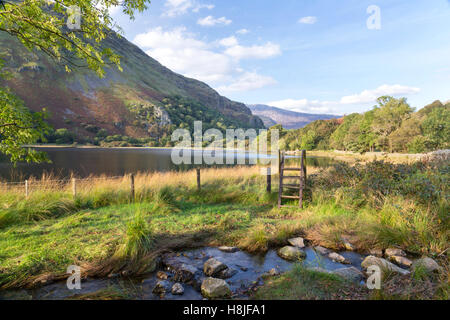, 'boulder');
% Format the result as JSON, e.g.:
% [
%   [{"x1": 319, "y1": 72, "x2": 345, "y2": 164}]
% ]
[
  {"x1": 277, "y1": 246, "x2": 306, "y2": 261},
  {"x1": 385, "y1": 248, "x2": 406, "y2": 258},
  {"x1": 171, "y1": 283, "x2": 184, "y2": 295},
  {"x1": 262, "y1": 268, "x2": 281, "y2": 279},
  {"x1": 216, "y1": 268, "x2": 238, "y2": 279},
  {"x1": 389, "y1": 256, "x2": 413, "y2": 268},
  {"x1": 332, "y1": 267, "x2": 365, "y2": 283},
  {"x1": 328, "y1": 252, "x2": 350, "y2": 264},
  {"x1": 314, "y1": 246, "x2": 330, "y2": 255},
  {"x1": 341, "y1": 237, "x2": 354, "y2": 251},
  {"x1": 361, "y1": 256, "x2": 410, "y2": 277},
  {"x1": 163, "y1": 254, "x2": 200, "y2": 283},
  {"x1": 201, "y1": 278, "x2": 232, "y2": 299},
  {"x1": 204, "y1": 258, "x2": 228, "y2": 277},
  {"x1": 152, "y1": 280, "x2": 171, "y2": 295},
  {"x1": 411, "y1": 257, "x2": 442, "y2": 274},
  {"x1": 156, "y1": 271, "x2": 169, "y2": 280},
  {"x1": 368, "y1": 248, "x2": 383, "y2": 257},
  {"x1": 218, "y1": 246, "x2": 239, "y2": 253},
  {"x1": 288, "y1": 237, "x2": 305, "y2": 248}
]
